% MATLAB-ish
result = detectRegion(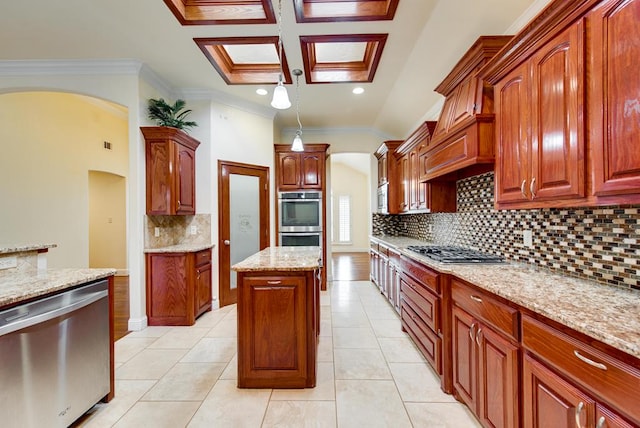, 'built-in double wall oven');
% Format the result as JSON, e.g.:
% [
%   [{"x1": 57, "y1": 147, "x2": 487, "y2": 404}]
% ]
[{"x1": 278, "y1": 191, "x2": 322, "y2": 247}]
